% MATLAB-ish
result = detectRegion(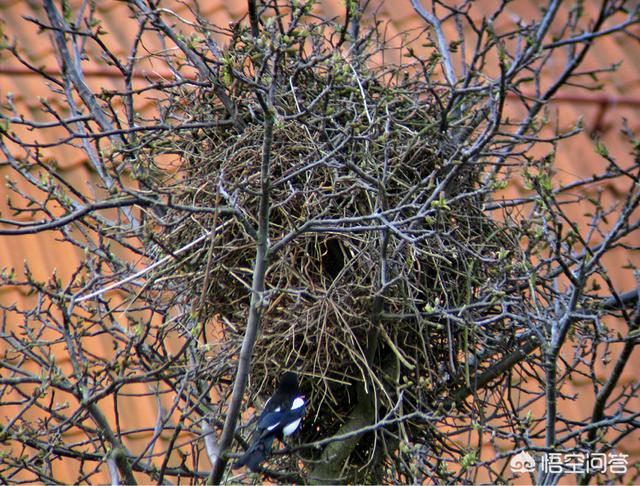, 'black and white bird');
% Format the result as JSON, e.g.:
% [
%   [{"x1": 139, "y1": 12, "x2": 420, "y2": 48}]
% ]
[{"x1": 234, "y1": 372, "x2": 306, "y2": 472}]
